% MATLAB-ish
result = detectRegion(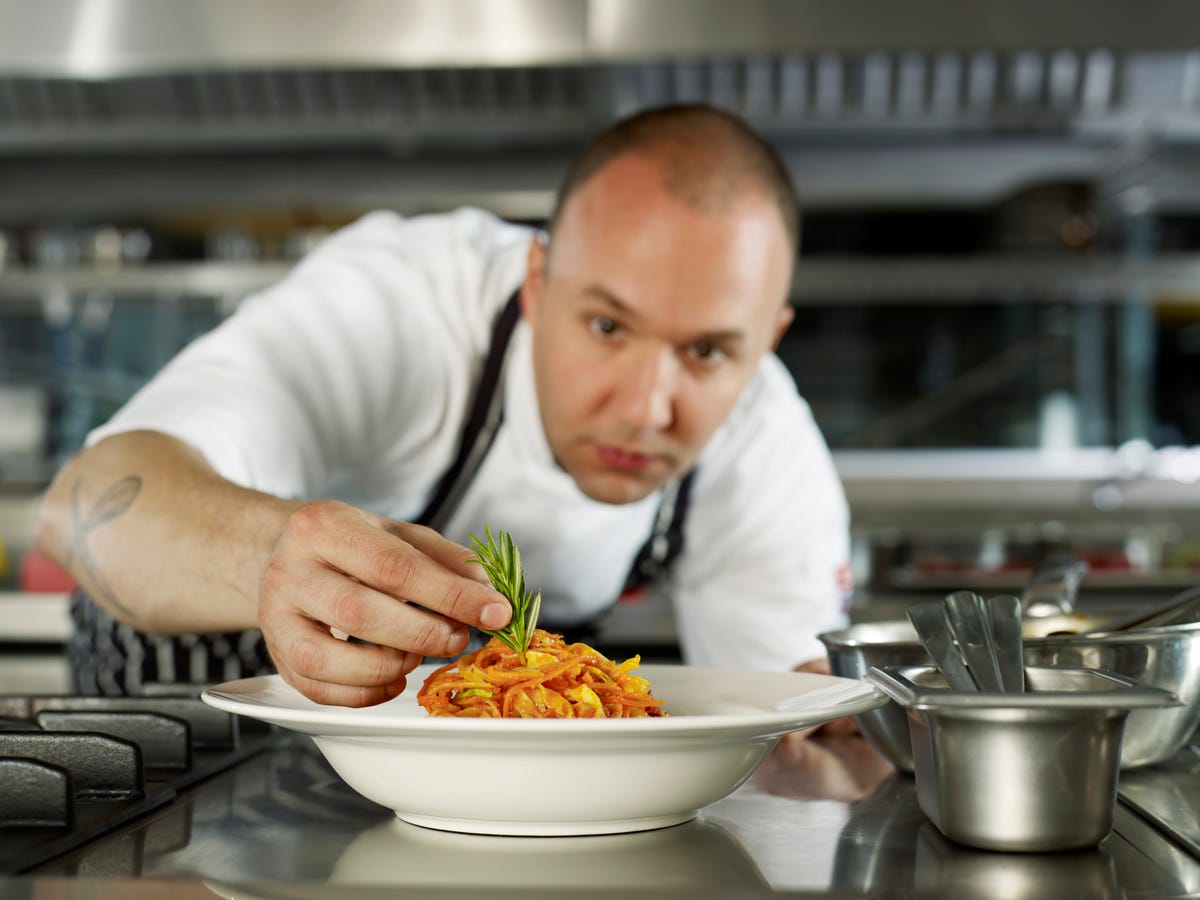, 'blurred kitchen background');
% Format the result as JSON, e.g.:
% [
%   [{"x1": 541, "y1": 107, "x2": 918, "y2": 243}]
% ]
[{"x1": 3, "y1": 0, "x2": 1200, "y2": 663}]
